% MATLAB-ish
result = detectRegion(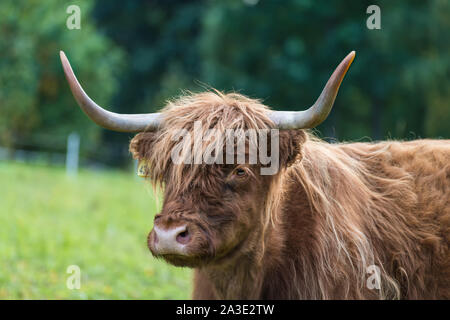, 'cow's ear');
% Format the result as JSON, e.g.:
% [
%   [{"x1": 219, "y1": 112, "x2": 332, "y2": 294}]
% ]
[
  {"x1": 129, "y1": 132, "x2": 157, "y2": 160},
  {"x1": 278, "y1": 130, "x2": 306, "y2": 168}
]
